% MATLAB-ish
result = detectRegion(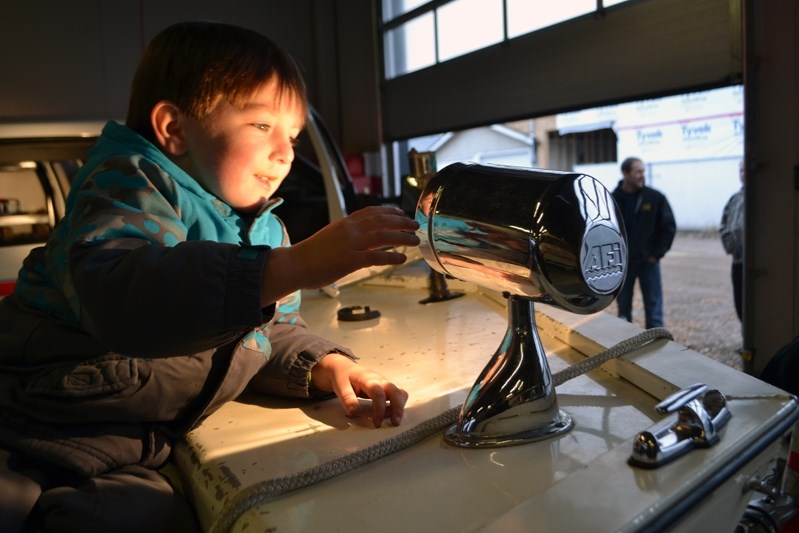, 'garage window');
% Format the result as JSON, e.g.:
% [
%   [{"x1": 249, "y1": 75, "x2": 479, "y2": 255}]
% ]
[{"x1": 381, "y1": 0, "x2": 629, "y2": 79}]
